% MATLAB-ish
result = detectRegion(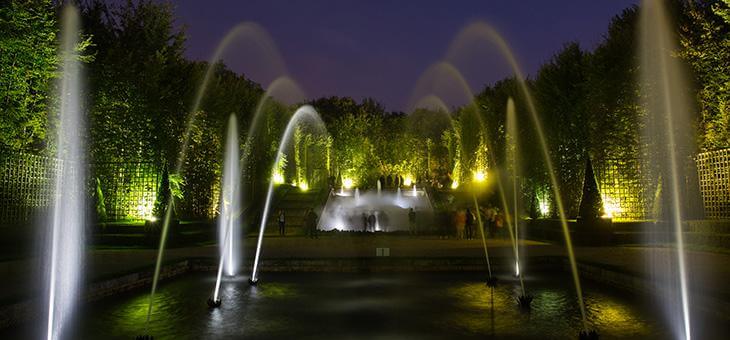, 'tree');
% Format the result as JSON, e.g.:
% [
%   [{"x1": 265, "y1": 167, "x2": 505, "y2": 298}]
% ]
[
  {"x1": 81, "y1": 0, "x2": 189, "y2": 164},
  {"x1": 585, "y1": 6, "x2": 642, "y2": 163},
  {"x1": 680, "y1": 0, "x2": 730, "y2": 150},
  {"x1": 153, "y1": 164, "x2": 170, "y2": 219},
  {"x1": 0, "y1": 1, "x2": 57, "y2": 151},
  {"x1": 534, "y1": 42, "x2": 590, "y2": 216}
]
